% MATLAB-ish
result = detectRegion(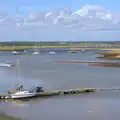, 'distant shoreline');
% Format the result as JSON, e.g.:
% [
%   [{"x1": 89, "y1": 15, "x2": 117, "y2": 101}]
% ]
[
  {"x1": 0, "y1": 41, "x2": 120, "y2": 46},
  {"x1": 0, "y1": 45, "x2": 119, "y2": 51},
  {"x1": 0, "y1": 41, "x2": 119, "y2": 51}
]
